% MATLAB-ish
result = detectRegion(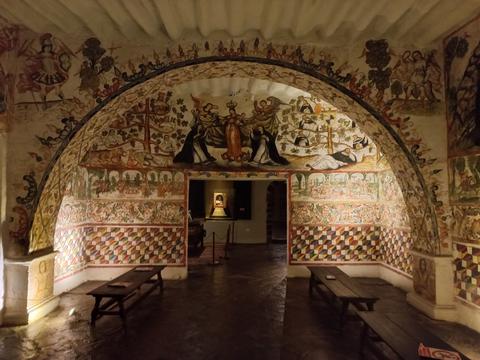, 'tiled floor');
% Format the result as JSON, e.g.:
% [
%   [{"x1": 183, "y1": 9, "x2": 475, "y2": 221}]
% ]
[{"x1": 0, "y1": 244, "x2": 479, "y2": 360}]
